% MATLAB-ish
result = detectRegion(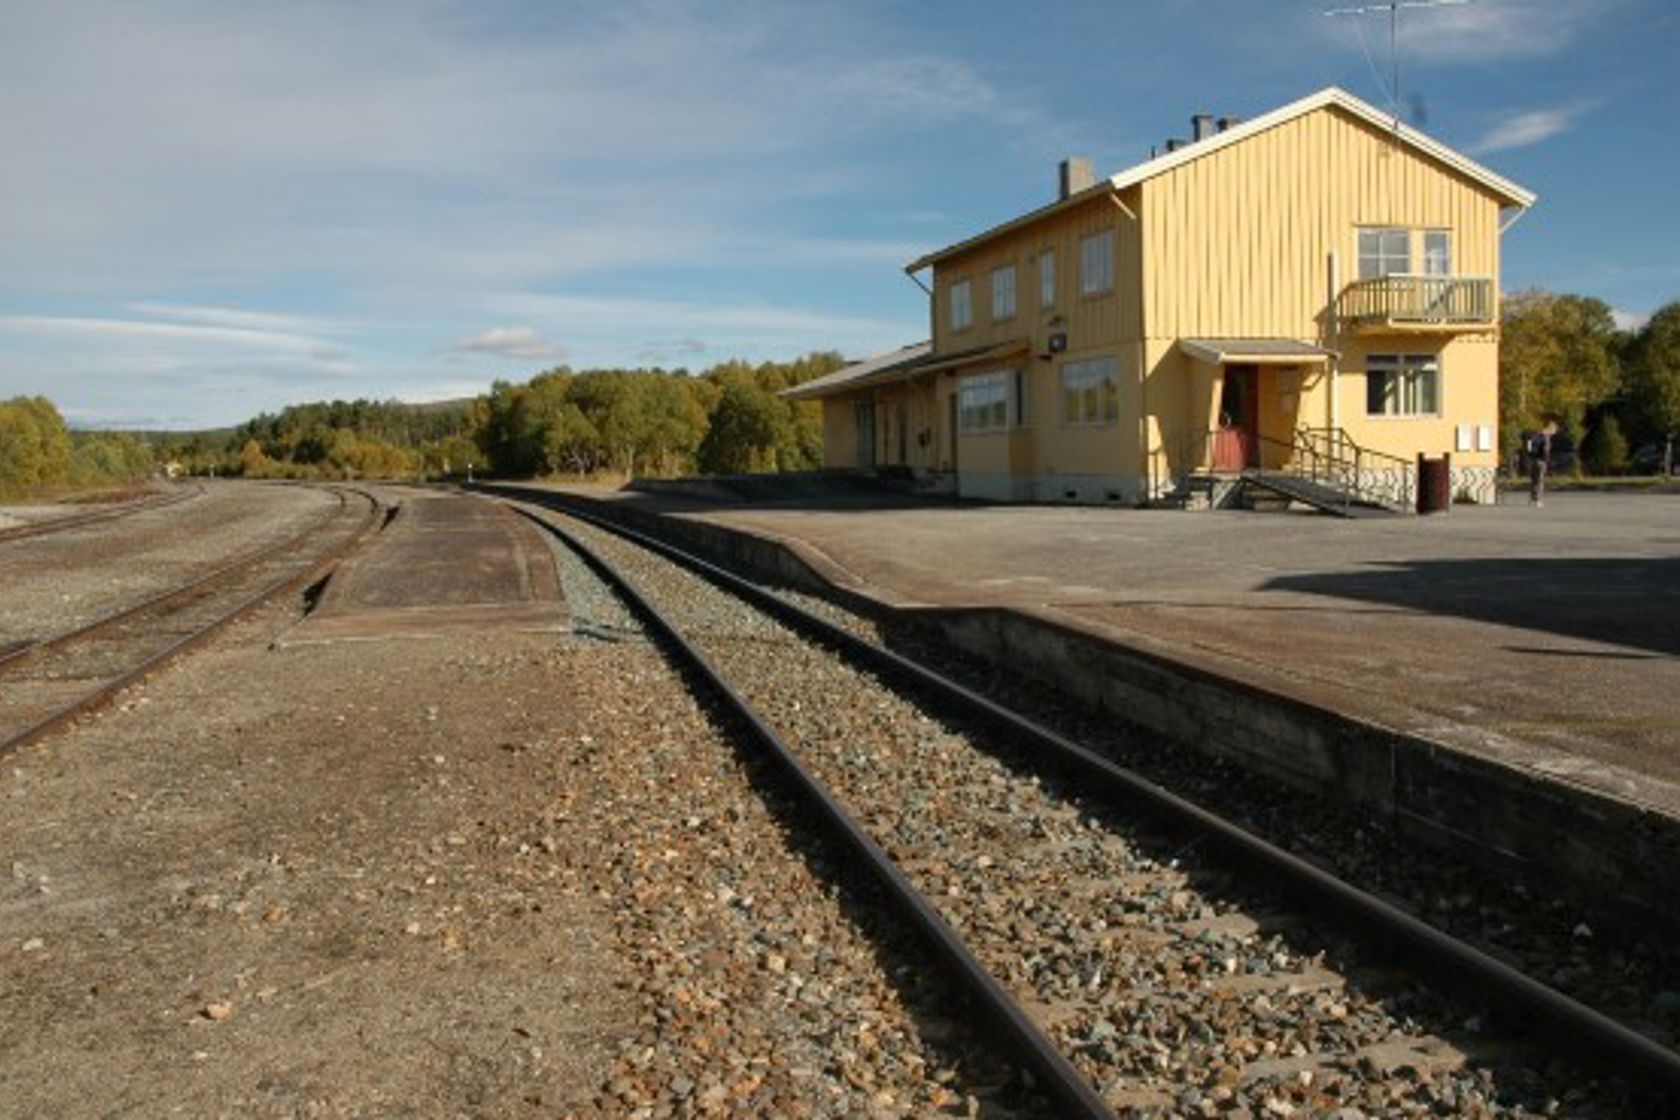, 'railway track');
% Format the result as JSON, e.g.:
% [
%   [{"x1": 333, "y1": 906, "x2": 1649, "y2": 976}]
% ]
[
  {"x1": 0, "y1": 483, "x2": 202, "y2": 545},
  {"x1": 0, "y1": 486, "x2": 383, "y2": 761},
  {"x1": 494, "y1": 488, "x2": 1679, "y2": 1118}
]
